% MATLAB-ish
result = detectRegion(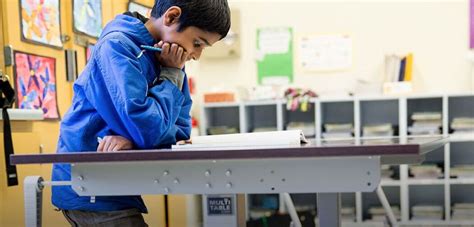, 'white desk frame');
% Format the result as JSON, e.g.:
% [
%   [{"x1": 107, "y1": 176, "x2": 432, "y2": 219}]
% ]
[{"x1": 23, "y1": 156, "x2": 387, "y2": 227}]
